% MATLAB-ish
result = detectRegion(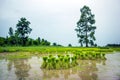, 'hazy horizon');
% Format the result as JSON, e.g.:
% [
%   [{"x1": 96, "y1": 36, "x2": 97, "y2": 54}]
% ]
[{"x1": 0, "y1": 0, "x2": 120, "y2": 46}]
